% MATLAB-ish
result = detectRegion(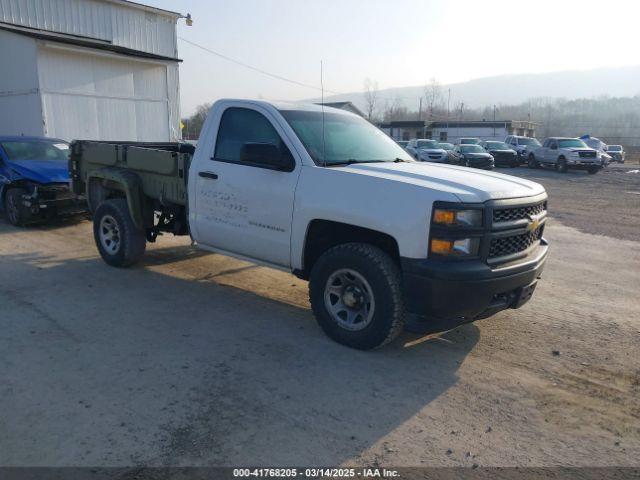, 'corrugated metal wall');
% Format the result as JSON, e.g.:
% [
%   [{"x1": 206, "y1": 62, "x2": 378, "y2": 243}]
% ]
[
  {"x1": 0, "y1": 29, "x2": 44, "y2": 136},
  {"x1": 0, "y1": 0, "x2": 178, "y2": 59}
]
